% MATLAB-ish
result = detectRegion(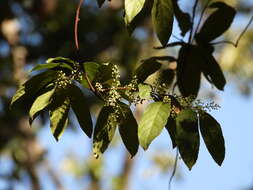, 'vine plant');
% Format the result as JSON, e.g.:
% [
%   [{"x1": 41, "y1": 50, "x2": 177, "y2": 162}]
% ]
[{"x1": 10, "y1": 0, "x2": 253, "y2": 170}]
